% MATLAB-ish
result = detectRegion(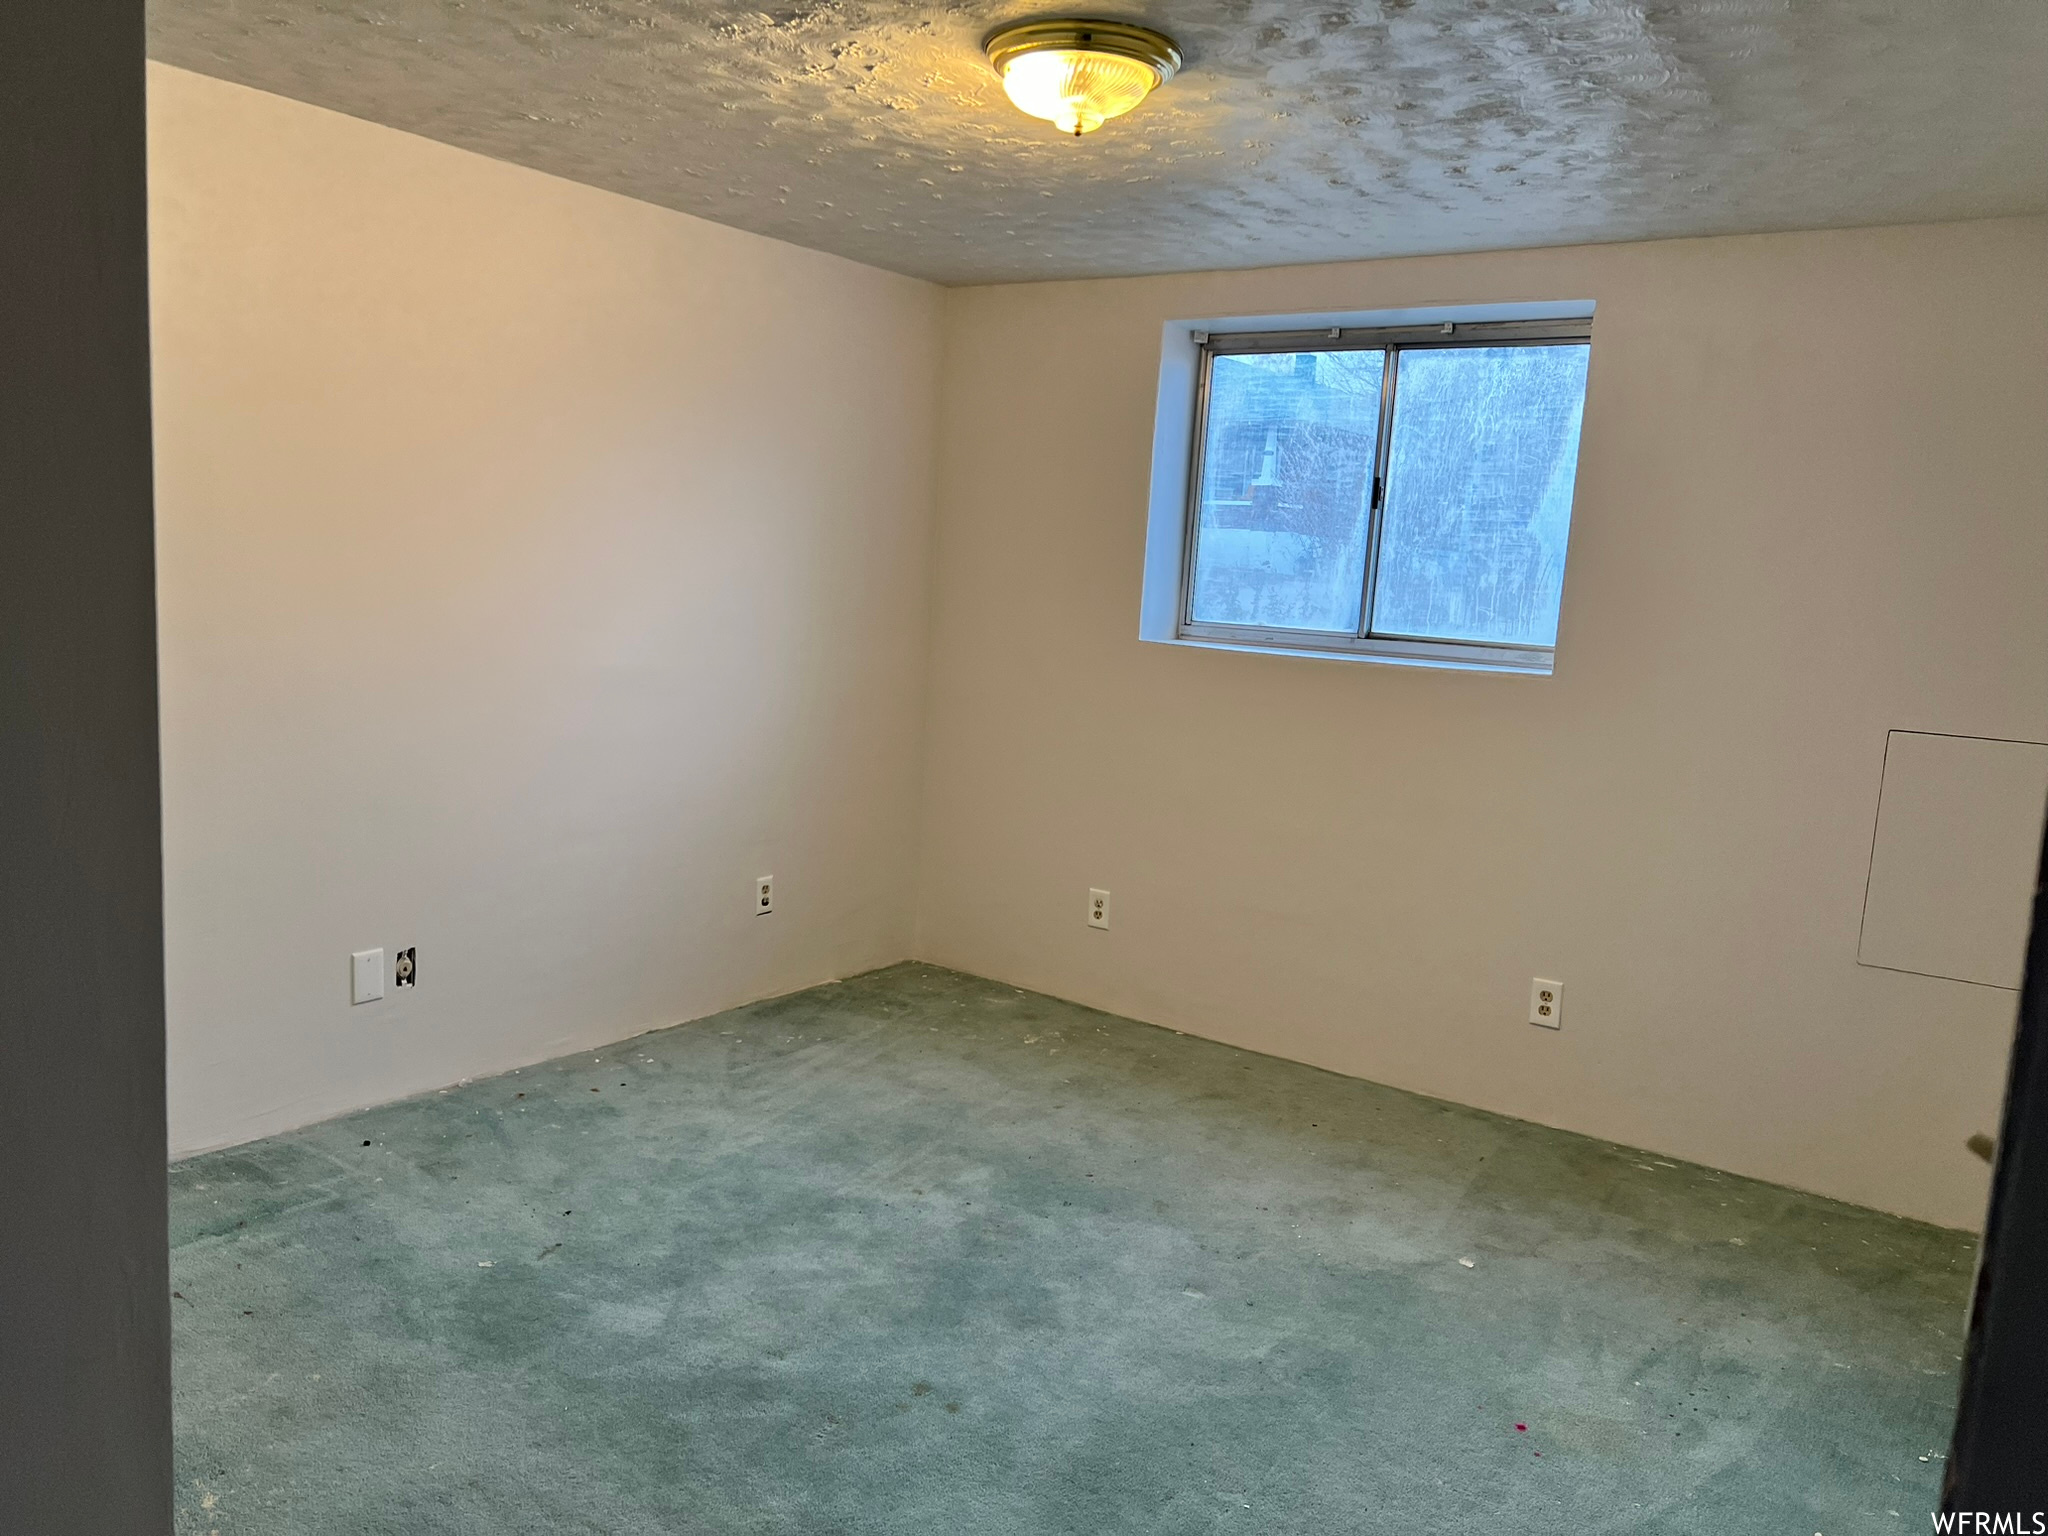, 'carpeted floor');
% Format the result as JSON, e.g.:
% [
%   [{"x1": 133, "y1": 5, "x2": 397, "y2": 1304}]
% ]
[{"x1": 170, "y1": 963, "x2": 1972, "y2": 1534}]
